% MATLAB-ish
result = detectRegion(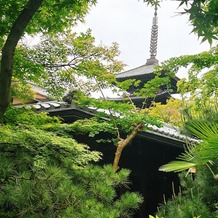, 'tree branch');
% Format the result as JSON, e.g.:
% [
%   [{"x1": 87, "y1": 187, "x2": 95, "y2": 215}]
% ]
[{"x1": 113, "y1": 123, "x2": 144, "y2": 171}]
